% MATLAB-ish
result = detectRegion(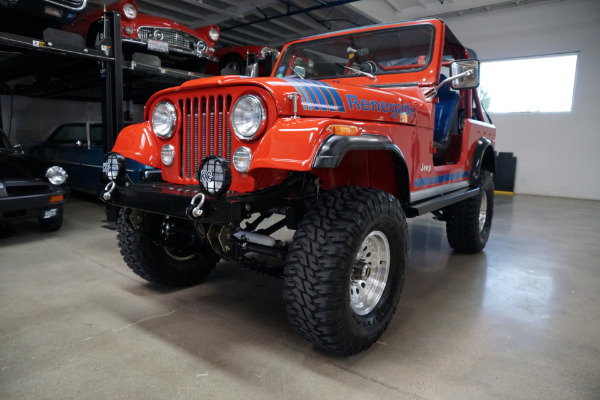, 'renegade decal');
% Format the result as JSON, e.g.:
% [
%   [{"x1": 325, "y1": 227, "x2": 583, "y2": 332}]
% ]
[
  {"x1": 414, "y1": 171, "x2": 469, "y2": 188},
  {"x1": 345, "y1": 94, "x2": 415, "y2": 119},
  {"x1": 285, "y1": 78, "x2": 346, "y2": 112}
]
